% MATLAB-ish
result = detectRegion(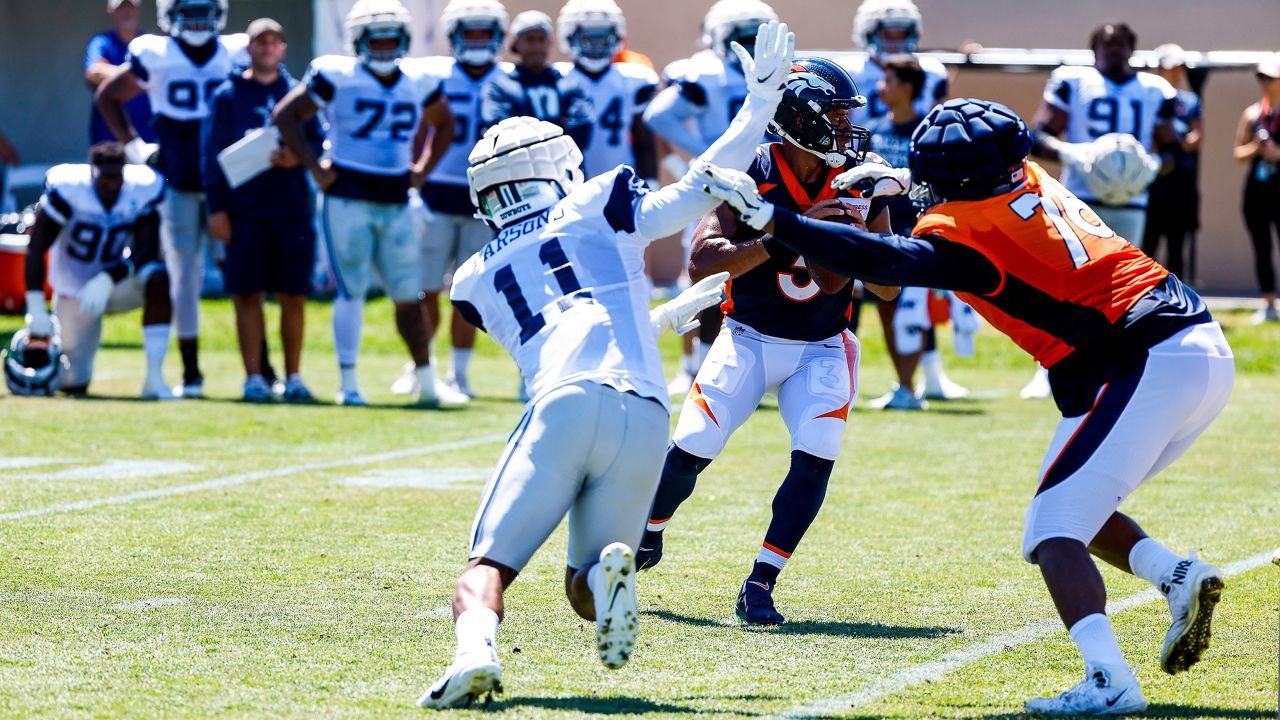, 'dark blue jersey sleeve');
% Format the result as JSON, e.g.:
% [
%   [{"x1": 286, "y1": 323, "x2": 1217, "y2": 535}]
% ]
[{"x1": 770, "y1": 207, "x2": 1001, "y2": 294}]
